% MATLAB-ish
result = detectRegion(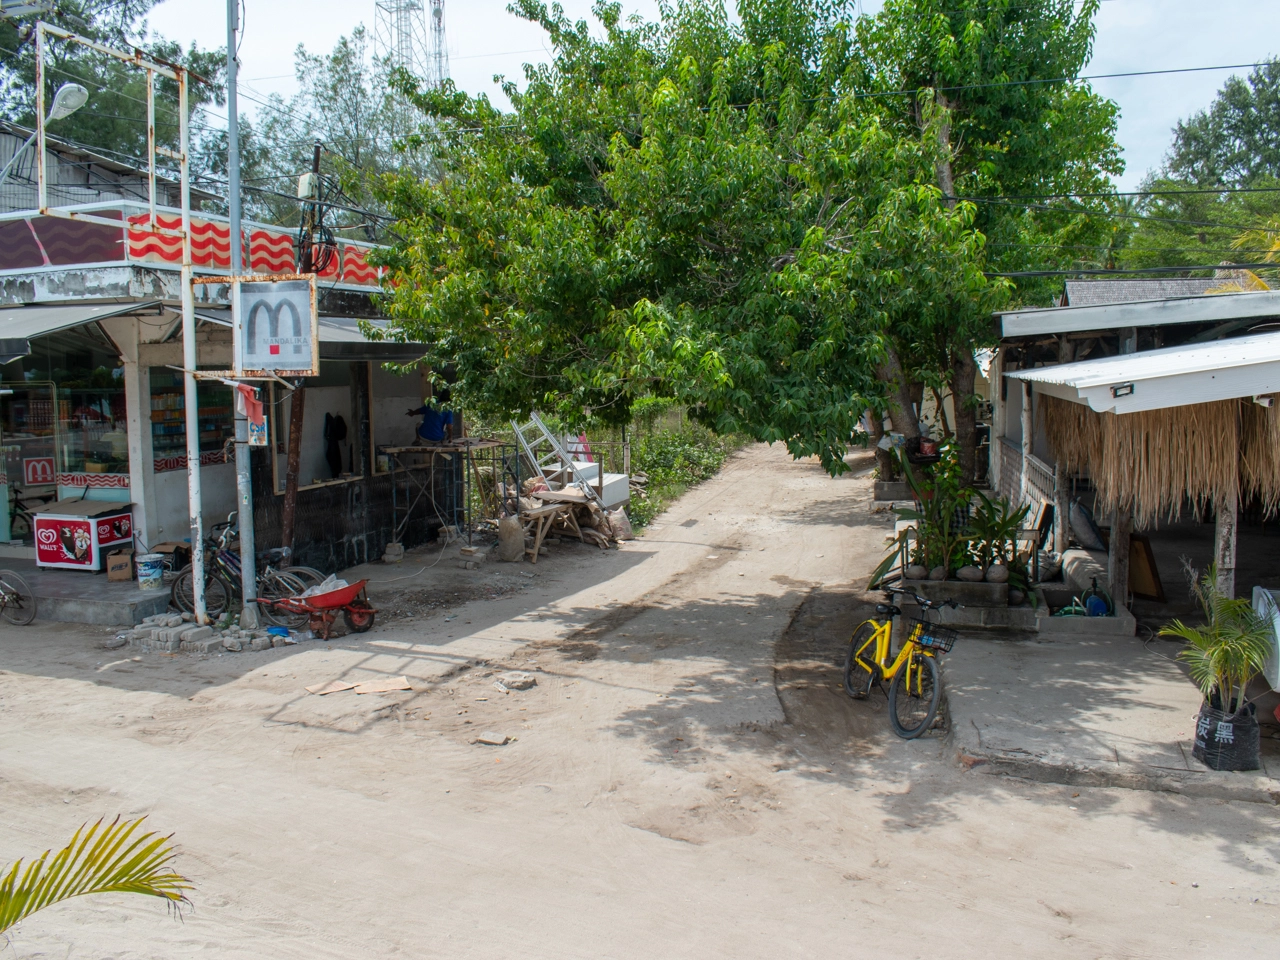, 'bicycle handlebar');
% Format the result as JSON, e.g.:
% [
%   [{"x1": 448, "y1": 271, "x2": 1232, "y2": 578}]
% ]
[{"x1": 886, "y1": 587, "x2": 963, "y2": 611}]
